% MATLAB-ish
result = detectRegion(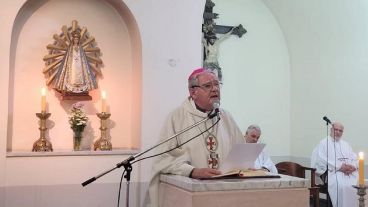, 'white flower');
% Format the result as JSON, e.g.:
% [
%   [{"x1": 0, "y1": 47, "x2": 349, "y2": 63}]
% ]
[{"x1": 68, "y1": 102, "x2": 88, "y2": 131}]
